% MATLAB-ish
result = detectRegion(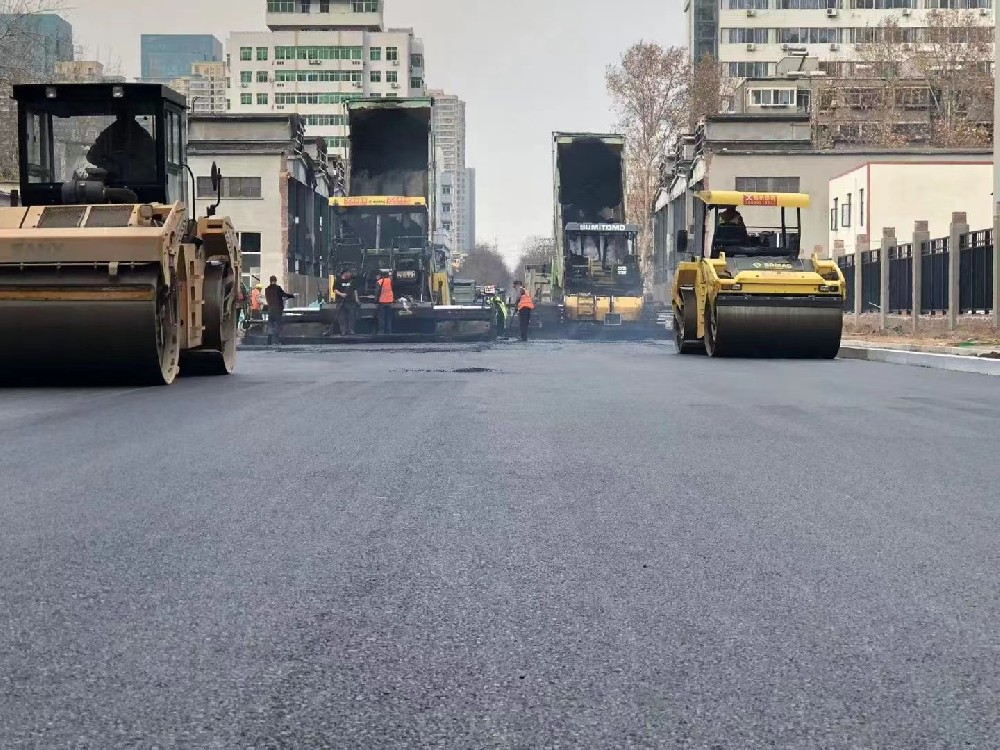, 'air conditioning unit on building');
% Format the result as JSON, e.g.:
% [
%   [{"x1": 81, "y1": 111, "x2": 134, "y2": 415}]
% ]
[
  {"x1": 826, "y1": 8, "x2": 837, "y2": 17},
  {"x1": 352, "y1": 60, "x2": 362, "y2": 65},
  {"x1": 309, "y1": 59, "x2": 321, "y2": 65},
  {"x1": 830, "y1": 43, "x2": 839, "y2": 51},
  {"x1": 352, "y1": 82, "x2": 362, "y2": 88},
  {"x1": 391, "y1": 82, "x2": 400, "y2": 88},
  {"x1": 746, "y1": 43, "x2": 756, "y2": 52},
  {"x1": 276, "y1": 105, "x2": 286, "y2": 110},
  {"x1": 392, "y1": 59, "x2": 400, "y2": 66},
  {"x1": 746, "y1": 9, "x2": 756, "y2": 17},
  {"x1": 980, "y1": 7, "x2": 989, "y2": 15},
  {"x1": 901, "y1": 7, "x2": 911, "y2": 14}
]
